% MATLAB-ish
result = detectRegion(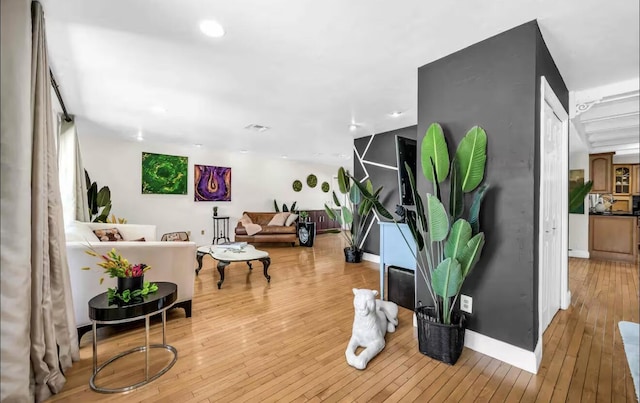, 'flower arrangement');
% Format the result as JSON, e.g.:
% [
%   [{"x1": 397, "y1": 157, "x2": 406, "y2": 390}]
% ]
[
  {"x1": 82, "y1": 247, "x2": 150, "y2": 284},
  {"x1": 82, "y1": 247, "x2": 157, "y2": 303}
]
